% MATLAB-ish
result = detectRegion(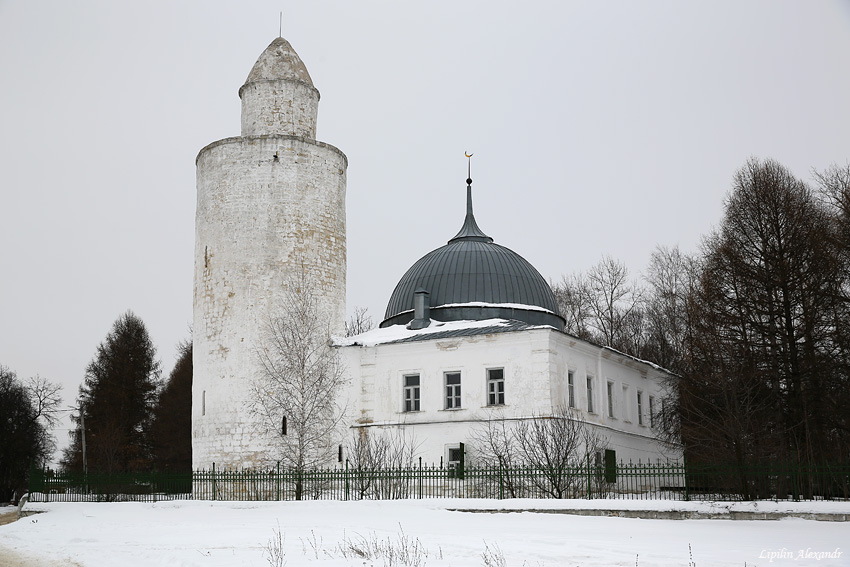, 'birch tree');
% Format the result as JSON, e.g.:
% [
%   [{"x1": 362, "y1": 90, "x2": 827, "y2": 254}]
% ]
[{"x1": 251, "y1": 268, "x2": 347, "y2": 499}]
